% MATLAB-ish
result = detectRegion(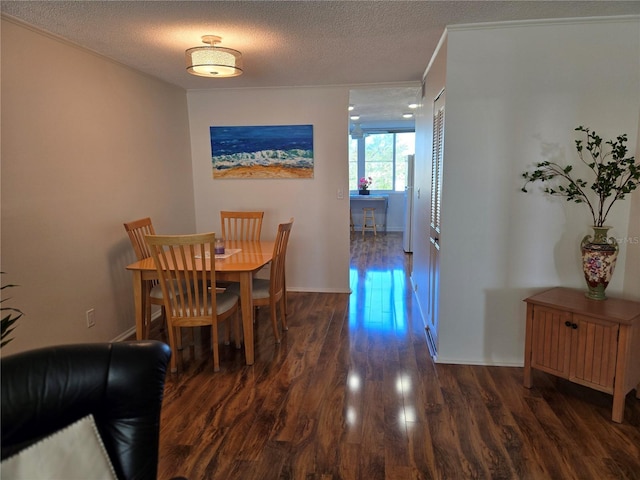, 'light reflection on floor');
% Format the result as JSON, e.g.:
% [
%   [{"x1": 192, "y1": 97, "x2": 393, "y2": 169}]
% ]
[
  {"x1": 346, "y1": 233, "x2": 416, "y2": 433},
  {"x1": 348, "y1": 267, "x2": 408, "y2": 333}
]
